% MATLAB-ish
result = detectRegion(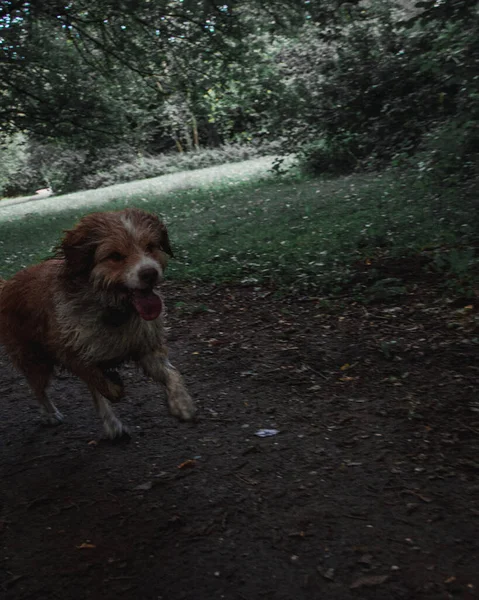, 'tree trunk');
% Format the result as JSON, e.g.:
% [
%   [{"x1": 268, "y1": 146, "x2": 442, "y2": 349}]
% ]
[{"x1": 192, "y1": 114, "x2": 199, "y2": 150}]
